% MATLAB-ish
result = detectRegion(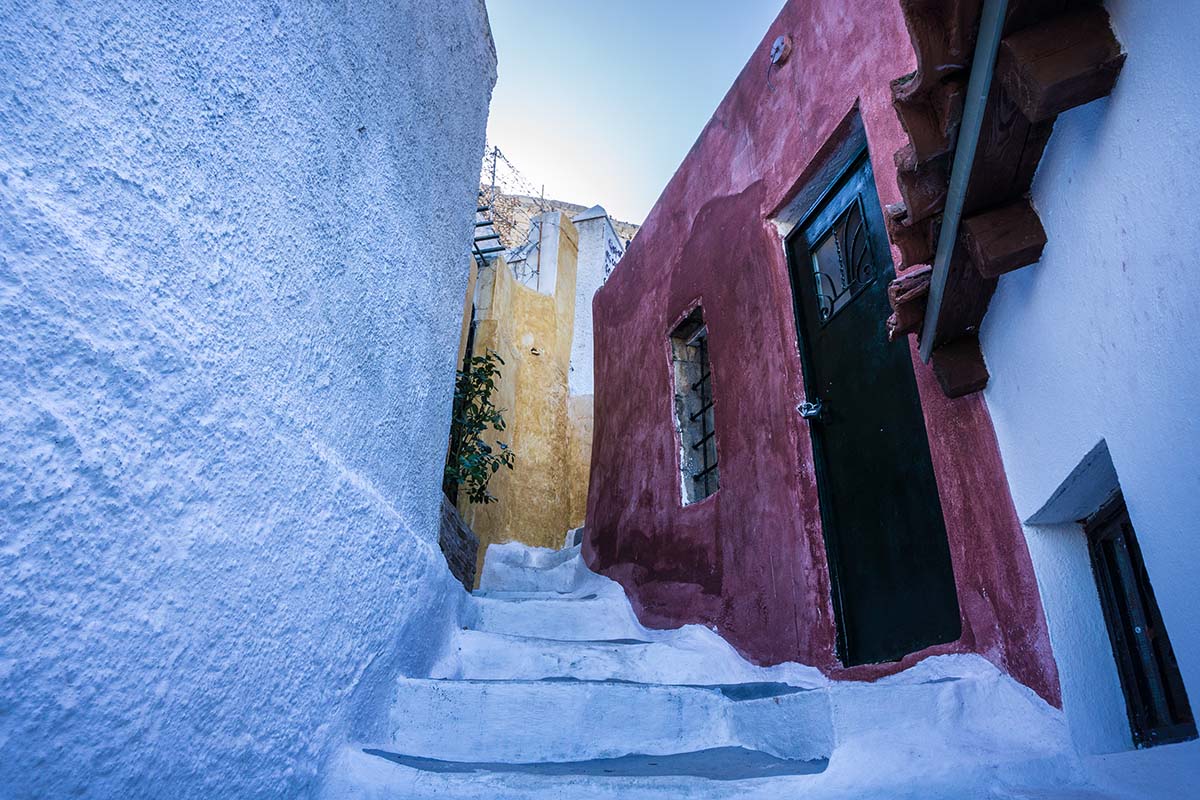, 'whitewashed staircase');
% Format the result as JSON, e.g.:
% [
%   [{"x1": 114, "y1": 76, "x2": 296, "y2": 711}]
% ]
[{"x1": 321, "y1": 540, "x2": 1108, "y2": 799}]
